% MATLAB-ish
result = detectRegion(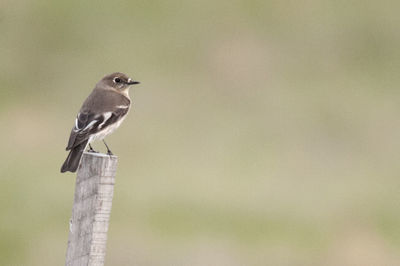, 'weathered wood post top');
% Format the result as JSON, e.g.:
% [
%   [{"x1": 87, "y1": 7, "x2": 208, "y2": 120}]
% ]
[{"x1": 65, "y1": 152, "x2": 118, "y2": 266}]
